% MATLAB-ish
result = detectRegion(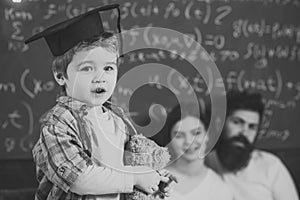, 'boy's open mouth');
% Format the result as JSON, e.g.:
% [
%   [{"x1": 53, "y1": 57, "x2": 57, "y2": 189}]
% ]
[{"x1": 92, "y1": 87, "x2": 106, "y2": 94}]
